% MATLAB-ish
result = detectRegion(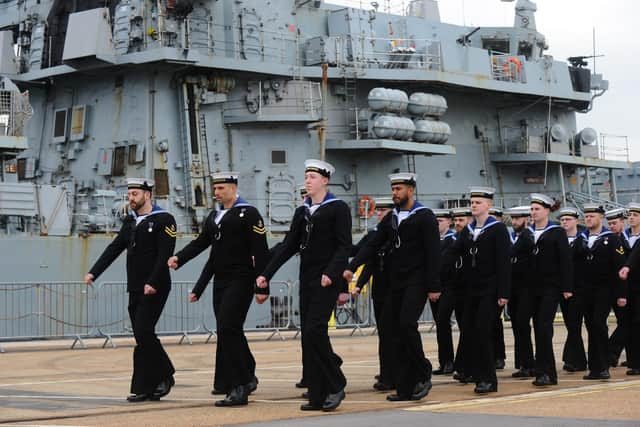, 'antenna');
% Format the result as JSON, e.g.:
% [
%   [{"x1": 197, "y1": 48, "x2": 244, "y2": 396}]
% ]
[{"x1": 592, "y1": 27, "x2": 596, "y2": 75}]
